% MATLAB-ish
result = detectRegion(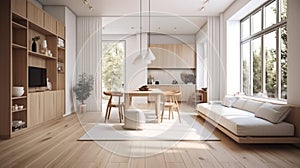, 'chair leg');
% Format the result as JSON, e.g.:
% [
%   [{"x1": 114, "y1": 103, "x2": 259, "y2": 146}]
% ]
[
  {"x1": 118, "y1": 106, "x2": 122, "y2": 123},
  {"x1": 107, "y1": 106, "x2": 112, "y2": 120},
  {"x1": 104, "y1": 106, "x2": 109, "y2": 123},
  {"x1": 161, "y1": 108, "x2": 165, "y2": 123}
]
